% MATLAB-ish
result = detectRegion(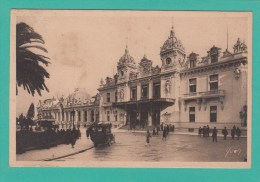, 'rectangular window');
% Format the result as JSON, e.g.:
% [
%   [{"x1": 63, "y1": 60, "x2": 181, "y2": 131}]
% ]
[
  {"x1": 210, "y1": 106, "x2": 217, "y2": 122},
  {"x1": 153, "y1": 83, "x2": 161, "y2": 98},
  {"x1": 131, "y1": 87, "x2": 137, "y2": 100},
  {"x1": 114, "y1": 111, "x2": 117, "y2": 121},
  {"x1": 107, "y1": 111, "x2": 110, "y2": 121},
  {"x1": 190, "y1": 59, "x2": 196, "y2": 68},
  {"x1": 141, "y1": 85, "x2": 148, "y2": 99},
  {"x1": 211, "y1": 53, "x2": 218, "y2": 63},
  {"x1": 189, "y1": 107, "x2": 195, "y2": 122},
  {"x1": 115, "y1": 91, "x2": 117, "y2": 102},
  {"x1": 107, "y1": 93, "x2": 110, "y2": 102},
  {"x1": 189, "y1": 78, "x2": 197, "y2": 93},
  {"x1": 209, "y1": 74, "x2": 218, "y2": 91}
]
